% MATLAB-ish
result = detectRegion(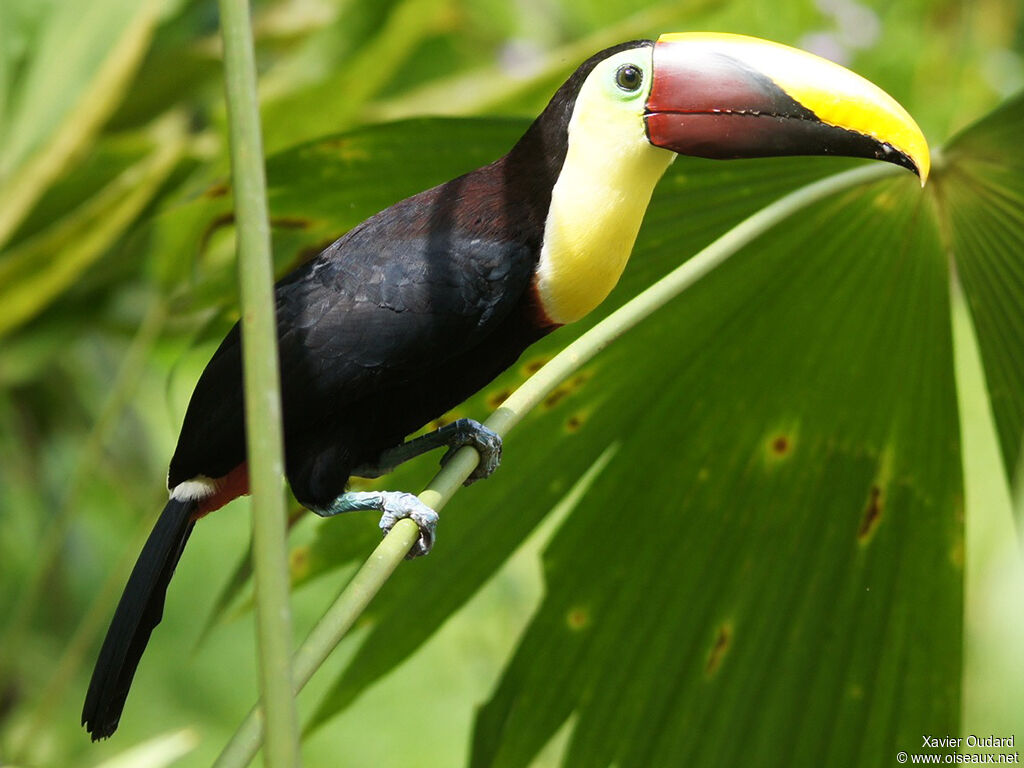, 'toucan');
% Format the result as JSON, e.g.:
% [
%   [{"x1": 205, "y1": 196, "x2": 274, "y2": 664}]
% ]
[{"x1": 83, "y1": 32, "x2": 929, "y2": 739}]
